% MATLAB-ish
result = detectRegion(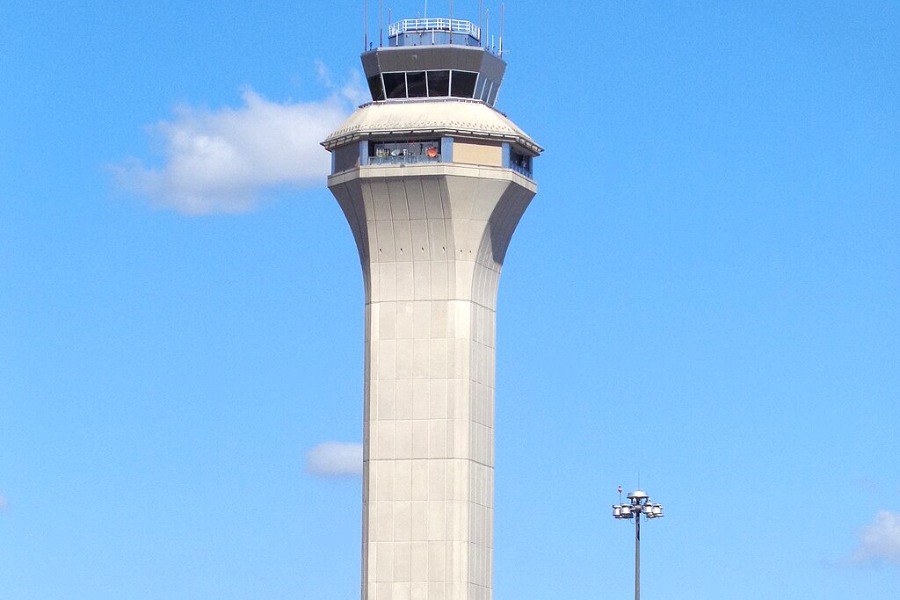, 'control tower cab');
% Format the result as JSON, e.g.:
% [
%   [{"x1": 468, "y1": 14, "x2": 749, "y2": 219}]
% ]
[
  {"x1": 364, "y1": 18, "x2": 505, "y2": 105},
  {"x1": 323, "y1": 17, "x2": 540, "y2": 178}
]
